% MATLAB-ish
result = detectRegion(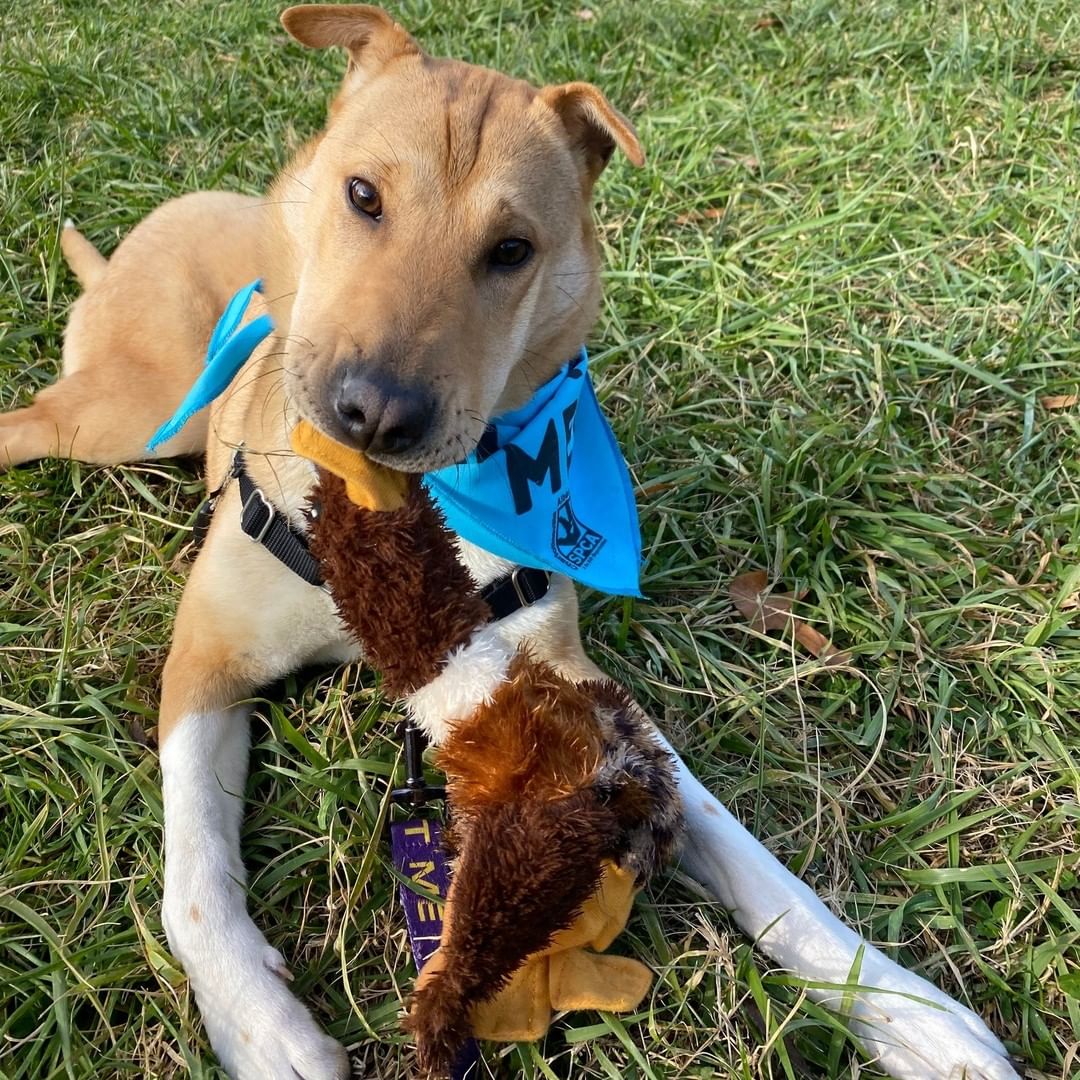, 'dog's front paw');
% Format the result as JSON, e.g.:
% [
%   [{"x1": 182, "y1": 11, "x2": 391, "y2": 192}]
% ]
[
  {"x1": 846, "y1": 958, "x2": 1018, "y2": 1080},
  {"x1": 165, "y1": 898, "x2": 350, "y2": 1080},
  {"x1": 192, "y1": 946, "x2": 351, "y2": 1080}
]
